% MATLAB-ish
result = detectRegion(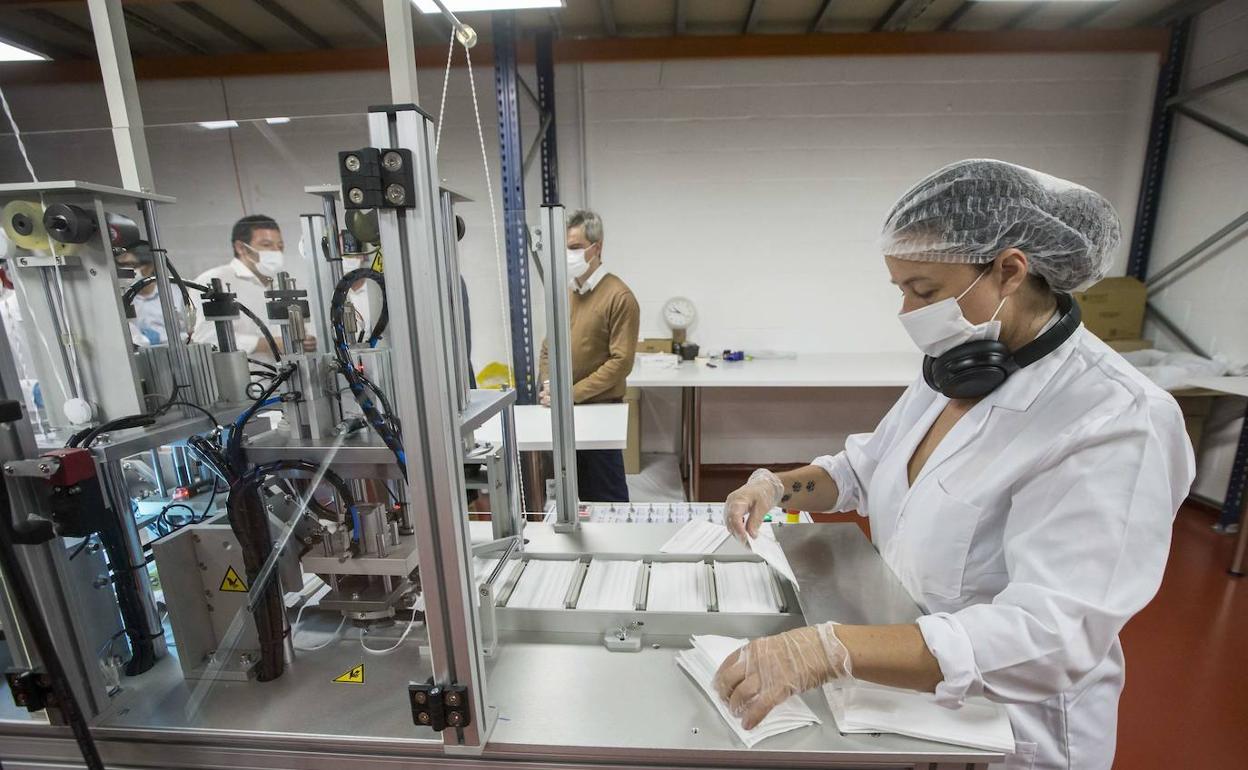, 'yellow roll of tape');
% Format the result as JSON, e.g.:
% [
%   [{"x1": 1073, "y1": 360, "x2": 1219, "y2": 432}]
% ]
[{"x1": 1, "y1": 200, "x2": 50, "y2": 252}]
